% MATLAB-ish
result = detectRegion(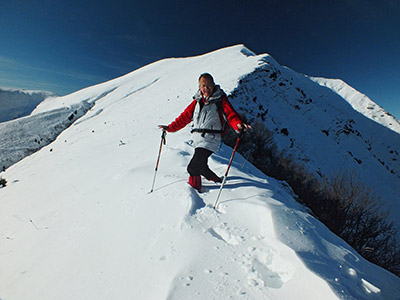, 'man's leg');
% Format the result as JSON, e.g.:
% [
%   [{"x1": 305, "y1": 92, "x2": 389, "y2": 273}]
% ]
[{"x1": 187, "y1": 148, "x2": 222, "y2": 183}]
